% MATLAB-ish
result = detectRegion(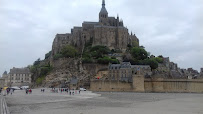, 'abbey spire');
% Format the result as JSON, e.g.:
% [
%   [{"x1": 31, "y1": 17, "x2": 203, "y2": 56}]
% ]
[
  {"x1": 102, "y1": 0, "x2": 105, "y2": 8},
  {"x1": 99, "y1": 0, "x2": 108, "y2": 25}
]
